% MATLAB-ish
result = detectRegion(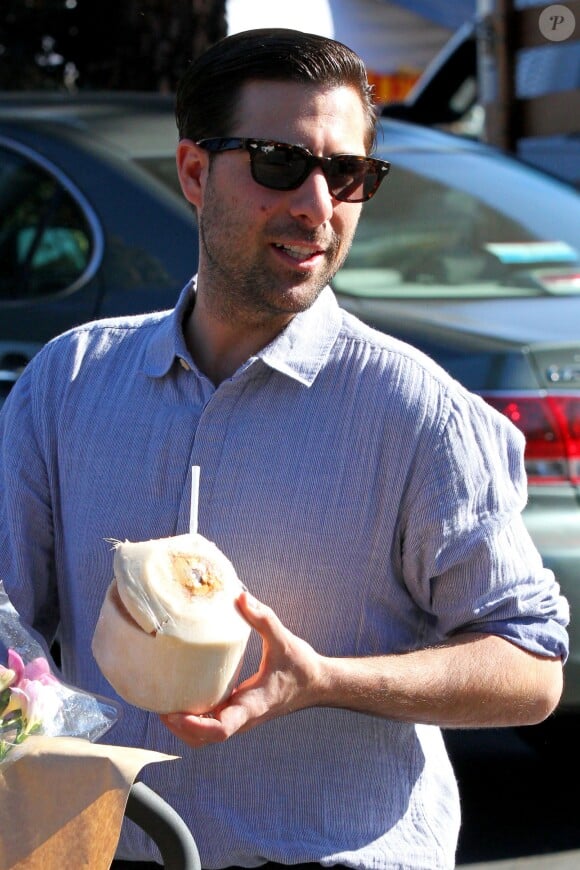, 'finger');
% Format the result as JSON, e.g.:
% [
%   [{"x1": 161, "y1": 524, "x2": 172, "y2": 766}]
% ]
[
  {"x1": 236, "y1": 591, "x2": 282, "y2": 636},
  {"x1": 160, "y1": 711, "x2": 230, "y2": 746}
]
